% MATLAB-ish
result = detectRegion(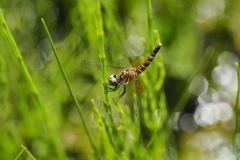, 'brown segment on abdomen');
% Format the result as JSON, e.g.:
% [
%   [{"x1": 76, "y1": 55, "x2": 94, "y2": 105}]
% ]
[{"x1": 136, "y1": 43, "x2": 162, "y2": 75}]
